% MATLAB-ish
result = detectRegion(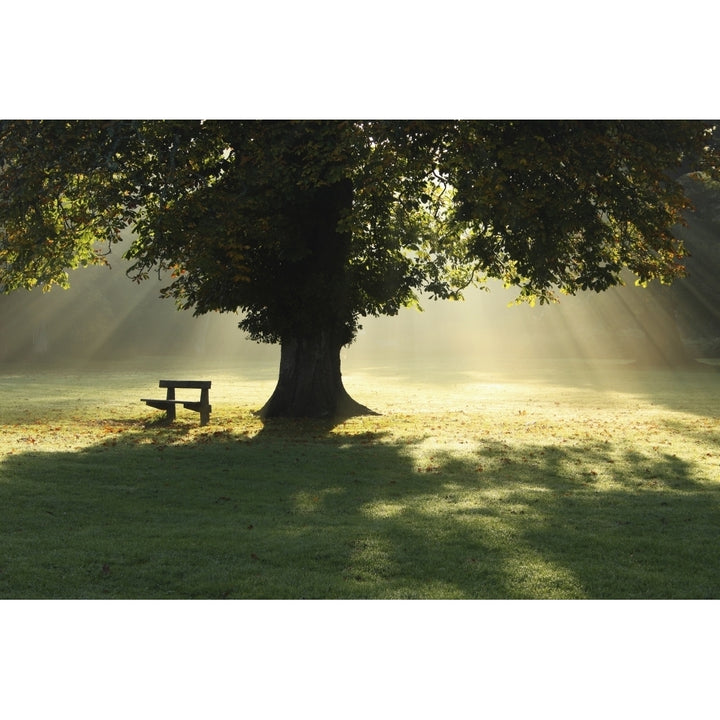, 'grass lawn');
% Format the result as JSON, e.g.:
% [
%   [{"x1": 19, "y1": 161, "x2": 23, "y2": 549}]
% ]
[{"x1": 1, "y1": 358, "x2": 719, "y2": 598}]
